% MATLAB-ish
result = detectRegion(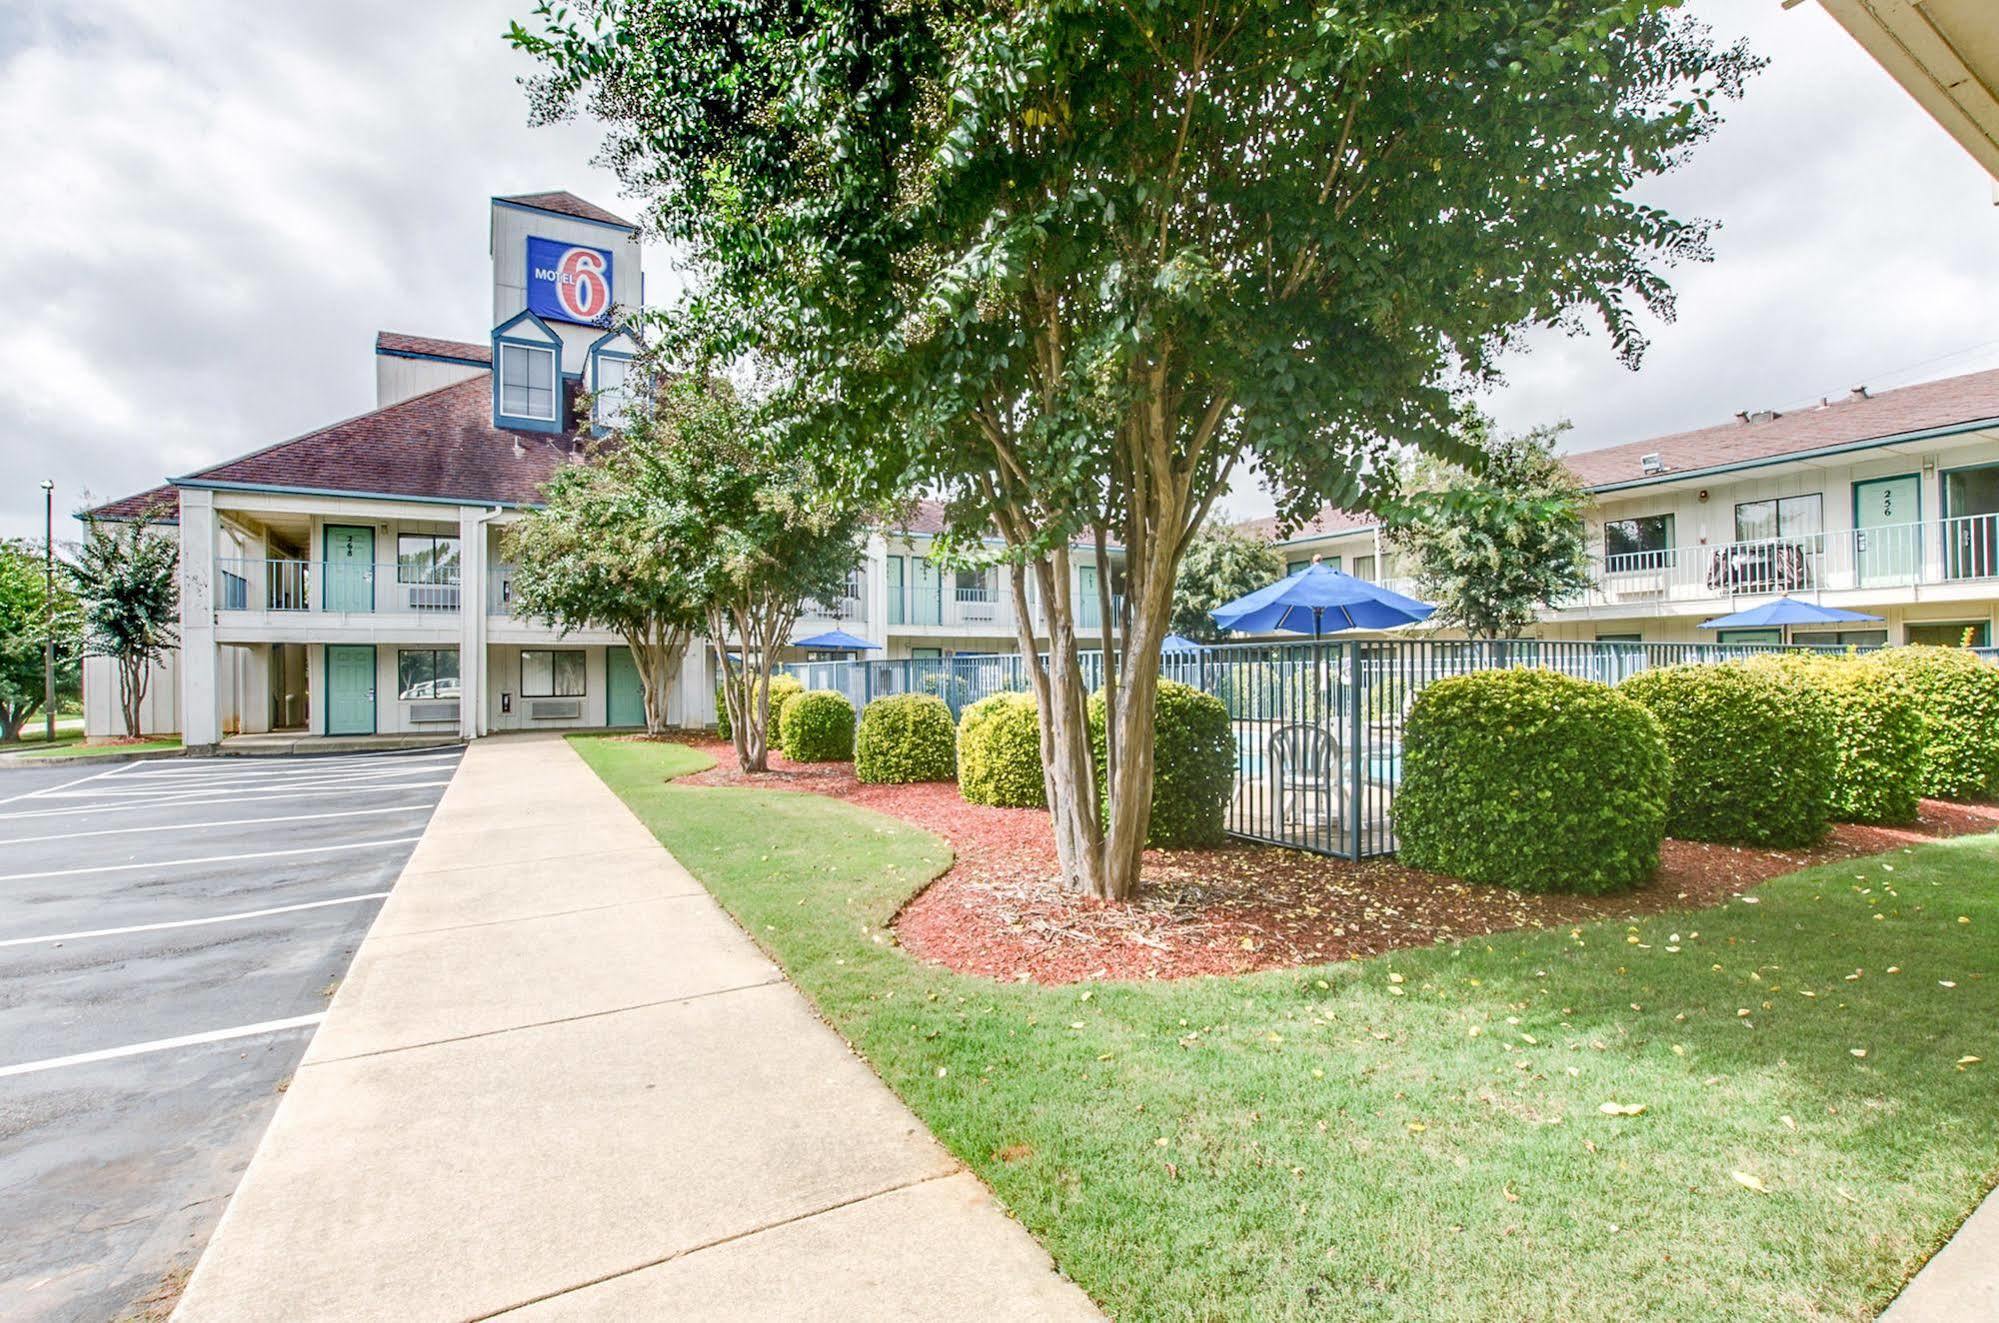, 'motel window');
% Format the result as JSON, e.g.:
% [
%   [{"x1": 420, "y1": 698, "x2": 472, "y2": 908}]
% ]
[
  {"x1": 1905, "y1": 622, "x2": 1992, "y2": 649},
  {"x1": 1790, "y1": 628, "x2": 1888, "y2": 649},
  {"x1": 500, "y1": 343, "x2": 557, "y2": 421},
  {"x1": 521, "y1": 649, "x2": 586, "y2": 698},
  {"x1": 398, "y1": 649, "x2": 461, "y2": 701},
  {"x1": 1734, "y1": 494, "x2": 1822, "y2": 547},
  {"x1": 1603, "y1": 514, "x2": 1675, "y2": 565},
  {"x1": 396, "y1": 534, "x2": 461, "y2": 584},
  {"x1": 1352, "y1": 554, "x2": 1376, "y2": 582},
  {"x1": 593, "y1": 355, "x2": 632, "y2": 428},
  {"x1": 1287, "y1": 556, "x2": 1339, "y2": 575}
]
